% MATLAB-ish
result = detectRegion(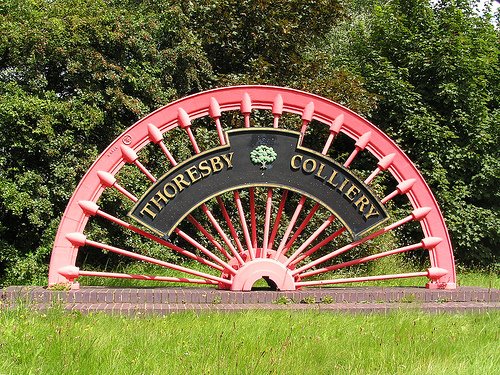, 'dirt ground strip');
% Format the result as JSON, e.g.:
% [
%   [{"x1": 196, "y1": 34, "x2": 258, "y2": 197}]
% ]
[{"x1": 1, "y1": 286, "x2": 498, "y2": 315}]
